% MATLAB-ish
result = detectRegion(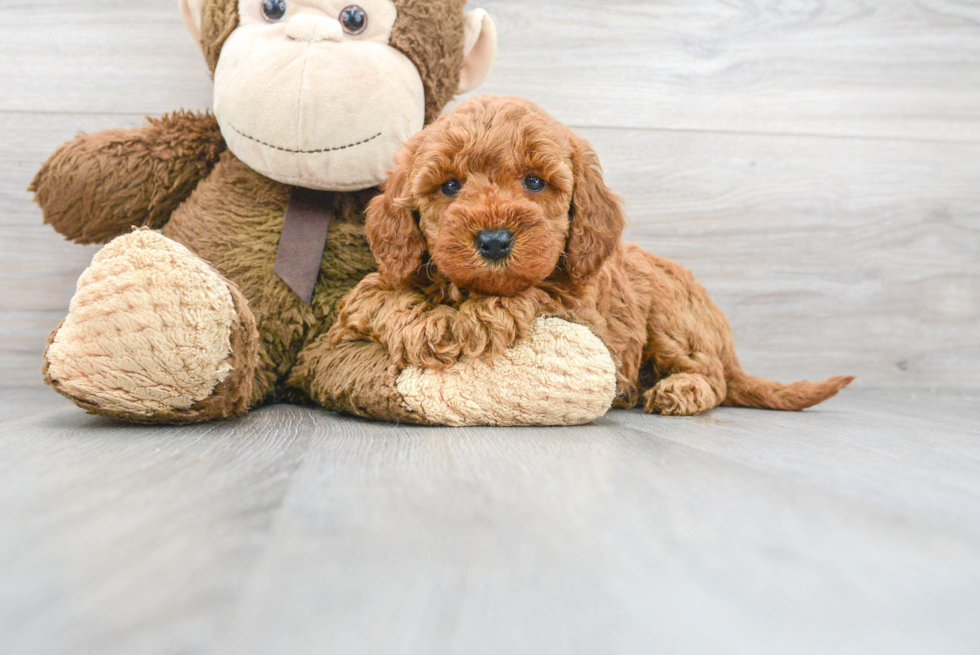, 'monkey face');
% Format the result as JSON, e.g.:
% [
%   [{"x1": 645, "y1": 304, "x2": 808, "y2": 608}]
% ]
[
  {"x1": 213, "y1": 0, "x2": 425, "y2": 191},
  {"x1": 181, "y1": 0, "x2": 497, "y2": 193}
]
